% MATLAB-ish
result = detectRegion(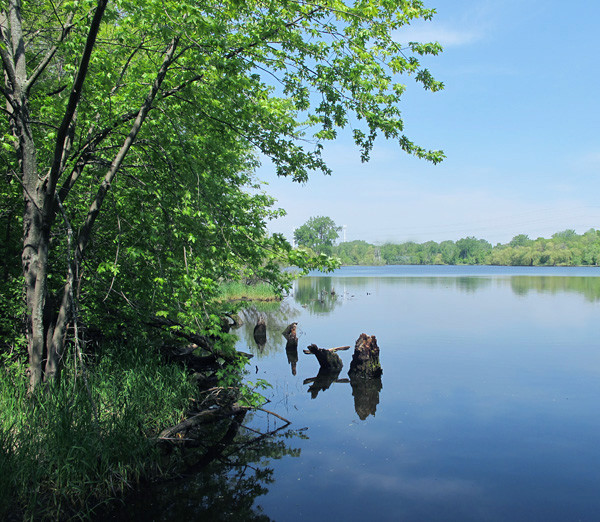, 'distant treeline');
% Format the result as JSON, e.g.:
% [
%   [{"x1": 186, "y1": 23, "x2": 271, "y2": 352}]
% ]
[{"x1": 331, "y1": 229, "x2": 600, "y2": 267}]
